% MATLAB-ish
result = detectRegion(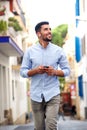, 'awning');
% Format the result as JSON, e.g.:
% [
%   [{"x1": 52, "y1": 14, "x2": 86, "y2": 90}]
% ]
[{"x1": 0, "y1": 36, "x2": 24, "y2": 57}]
